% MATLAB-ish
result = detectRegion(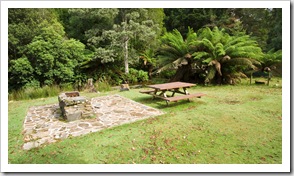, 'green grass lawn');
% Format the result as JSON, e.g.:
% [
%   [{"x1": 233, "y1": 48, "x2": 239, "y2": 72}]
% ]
[{"x1": 8, "y1": 80, "x2": 282, "y2": 164}]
